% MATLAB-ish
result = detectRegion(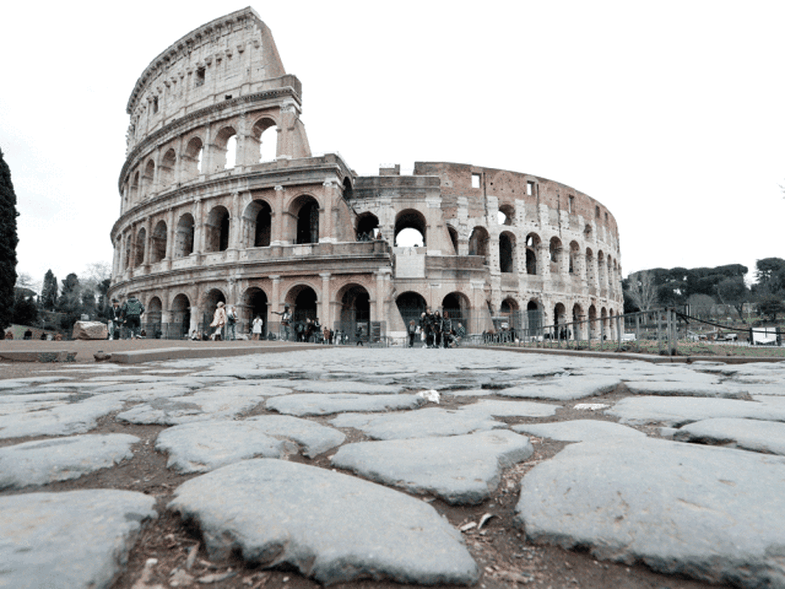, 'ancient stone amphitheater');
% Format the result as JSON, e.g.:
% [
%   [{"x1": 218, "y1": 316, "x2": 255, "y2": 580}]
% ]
[{"x1": 108, "y1": 7, "x2": 623, "y2": 342}]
